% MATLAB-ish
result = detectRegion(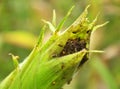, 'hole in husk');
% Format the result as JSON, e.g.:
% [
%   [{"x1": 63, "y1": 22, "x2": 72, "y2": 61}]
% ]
[
  {"x1": 58, "y1": 38, "x2": 88, "y2": 66},
  {"x1": 59, "y1": 38, "x2": 86, "y2": 56}
]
